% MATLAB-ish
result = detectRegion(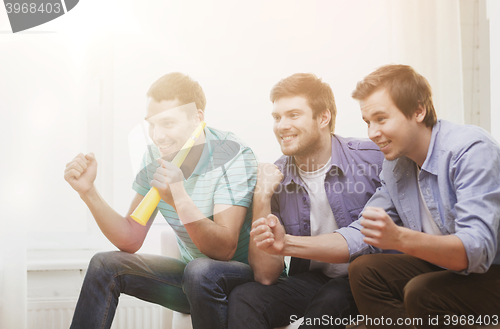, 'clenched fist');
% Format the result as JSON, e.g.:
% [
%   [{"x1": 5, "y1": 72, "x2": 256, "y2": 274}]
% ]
[
  {"x1": 250, "y1": 214, "x2": 286, "y2": 255},
  {"x1": 150, "y1": 159, "x2": 185, "y2": 207},
  {"x1": 255, "y1": 163, "x2": 284, "y2": 197},
  {"x1": 64, "y1": 153, "x2": 97, "y2": 195}
]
